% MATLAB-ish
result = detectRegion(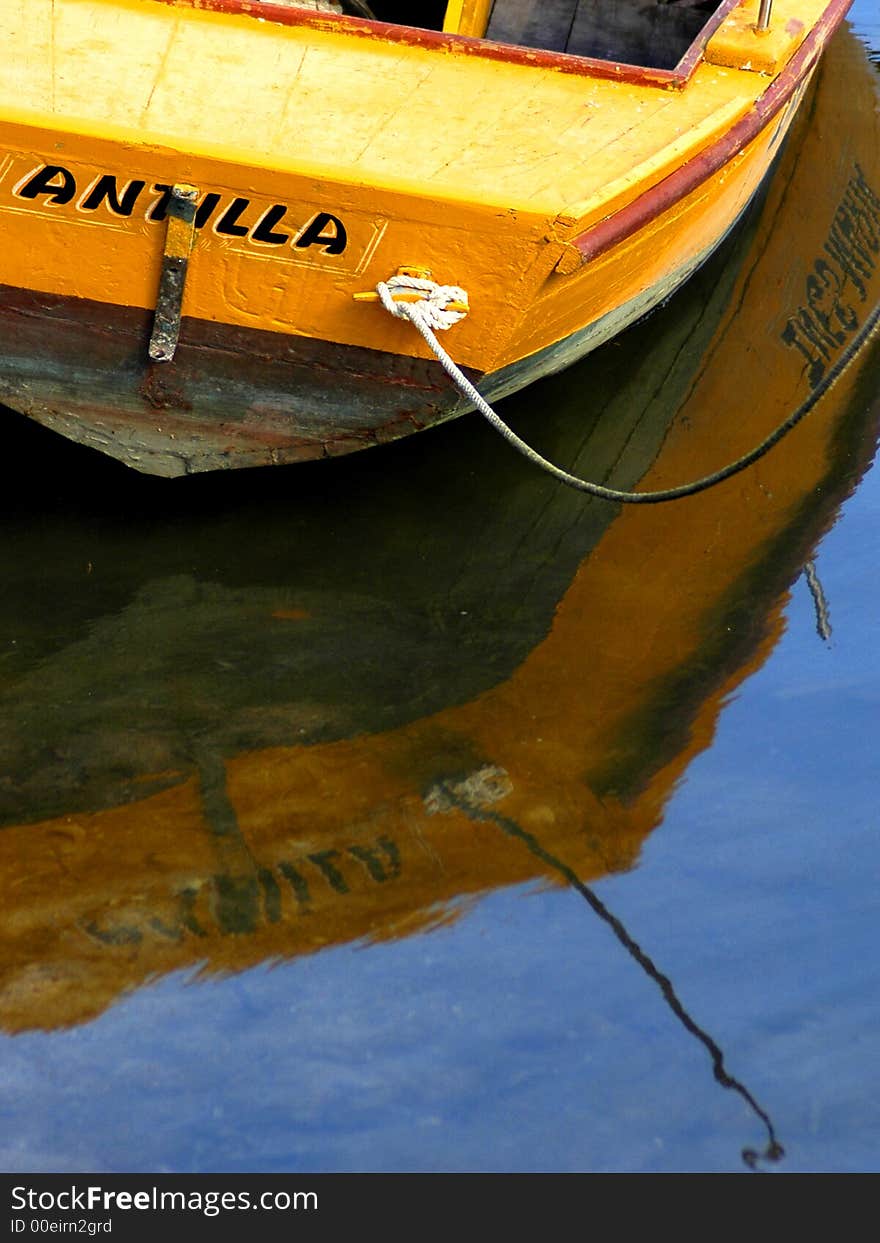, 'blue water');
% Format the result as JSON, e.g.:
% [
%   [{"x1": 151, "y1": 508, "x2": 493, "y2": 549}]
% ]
[{"x1": 1, "y1": 6, "x2": 879, "y2": 1175}]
